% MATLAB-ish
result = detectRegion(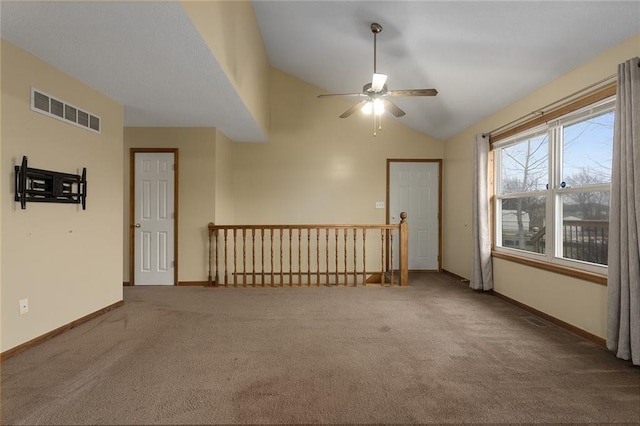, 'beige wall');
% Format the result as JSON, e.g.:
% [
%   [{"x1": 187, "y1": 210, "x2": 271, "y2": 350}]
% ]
[
  {"x1": 1, "y1": 40, "x2": 124, "y2": 352},
  {"x1": 493, "y1": 258, "x2": 608, "y2": 334},
  {"x1": 442, "y1": 33, "x2": 640, "y2": 338},
  {"x1": 214, "y1": 129, "x2": 235, "y2": 225},
  {"x1": 123, "y1": 128, "x2": 216, "y2": 283},
  {"x1": 4, "y1": 6, "x2": 628, "y2": 353},
  {"x1": 182, "y1": 1, "x2": 270, "y2": 139},
  {"x1": 232, "y1": 68, "x2": 444, "y2": 225}
]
